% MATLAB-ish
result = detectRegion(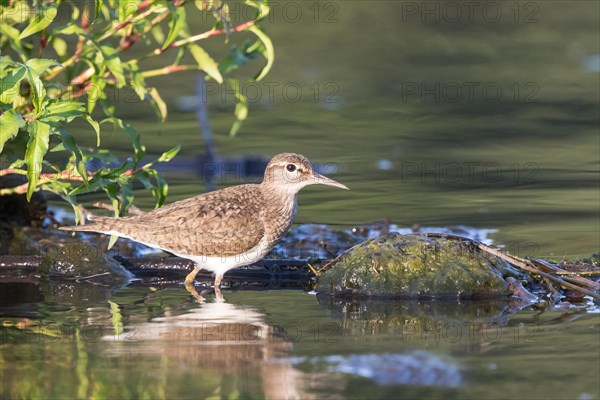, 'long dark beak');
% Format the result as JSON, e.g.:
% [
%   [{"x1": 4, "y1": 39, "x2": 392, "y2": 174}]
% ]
[{"x1": 312, "y1": 172, "x2": 349, "y2": 190}]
